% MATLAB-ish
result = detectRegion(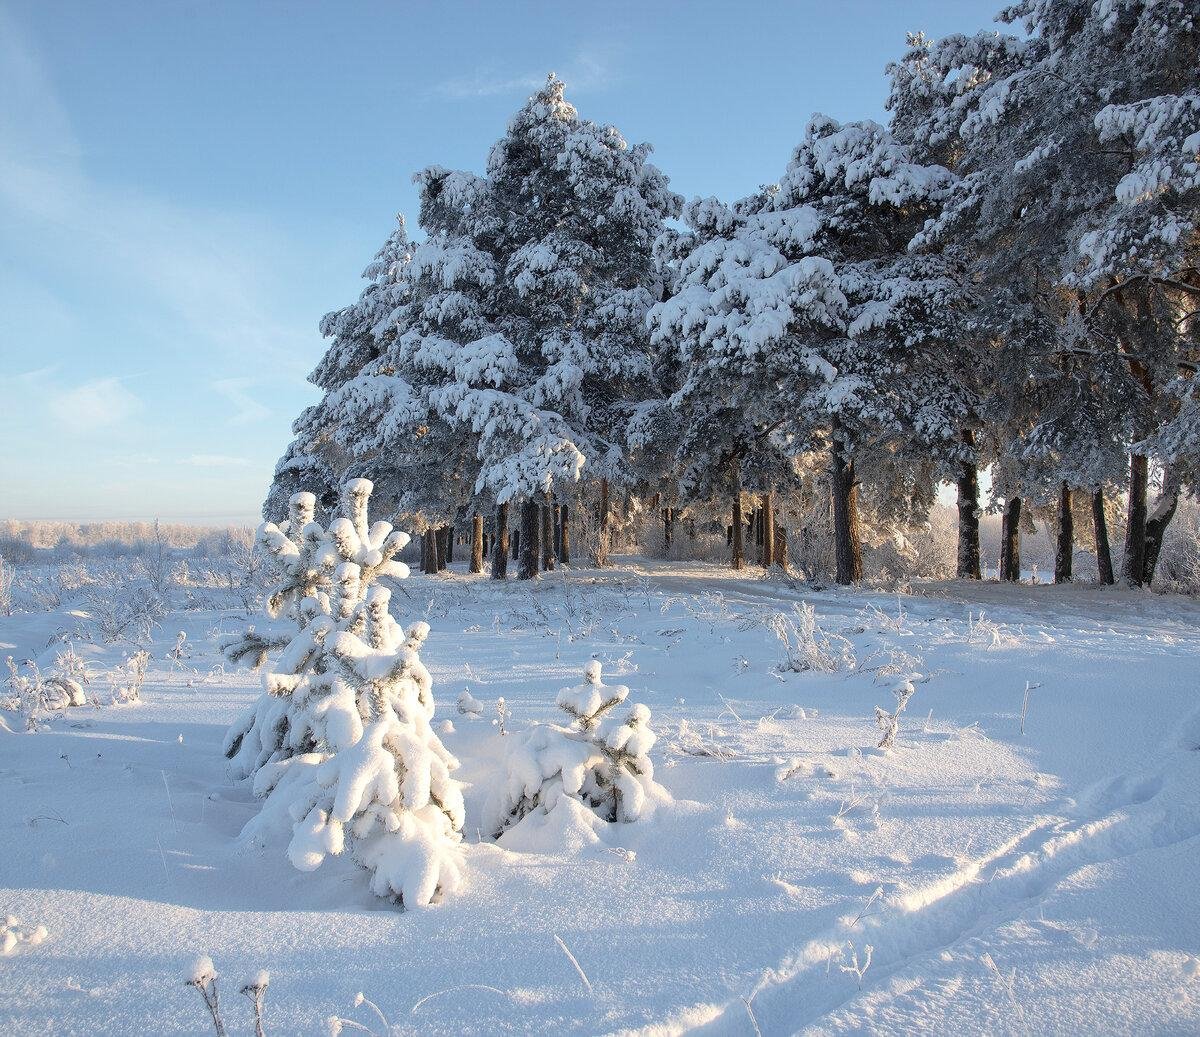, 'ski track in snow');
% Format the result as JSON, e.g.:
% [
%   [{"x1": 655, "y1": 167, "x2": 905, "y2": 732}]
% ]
[{"x1": 2, "y1": 558, "x2": 1199, "y2": 1035}]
